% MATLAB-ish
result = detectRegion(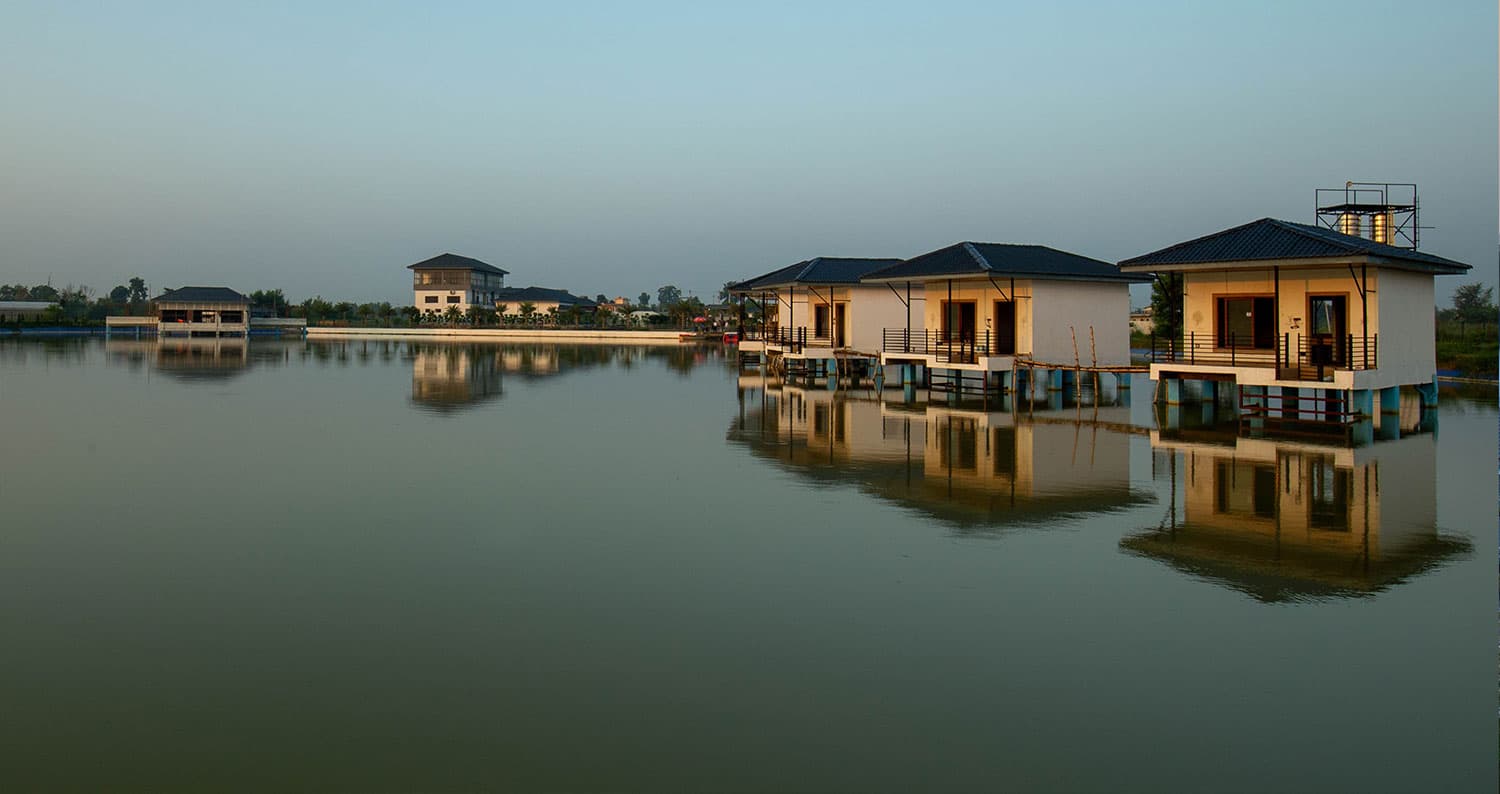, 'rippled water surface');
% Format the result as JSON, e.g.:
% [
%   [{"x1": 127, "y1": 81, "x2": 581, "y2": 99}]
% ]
[{"x1": 1, "y1": 337, "x2": 1494, "y2": 792}]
